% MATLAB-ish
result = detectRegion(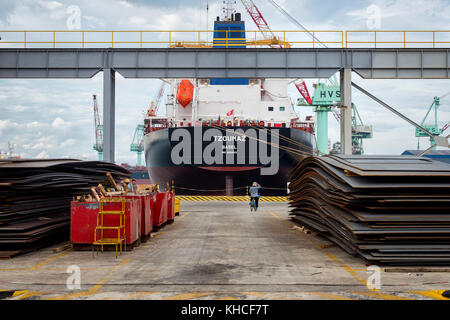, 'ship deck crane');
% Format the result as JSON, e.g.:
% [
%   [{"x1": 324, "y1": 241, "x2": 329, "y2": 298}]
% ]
[
  {"x1": 92, "y1": 94, "x2": 103, "y2": 161},
  {"x1": 131, "y1": 81, "x2": 166, "y2": 166},
  {"x1": 416, "y1": 91, "x2": 450, "y2": 149}
]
